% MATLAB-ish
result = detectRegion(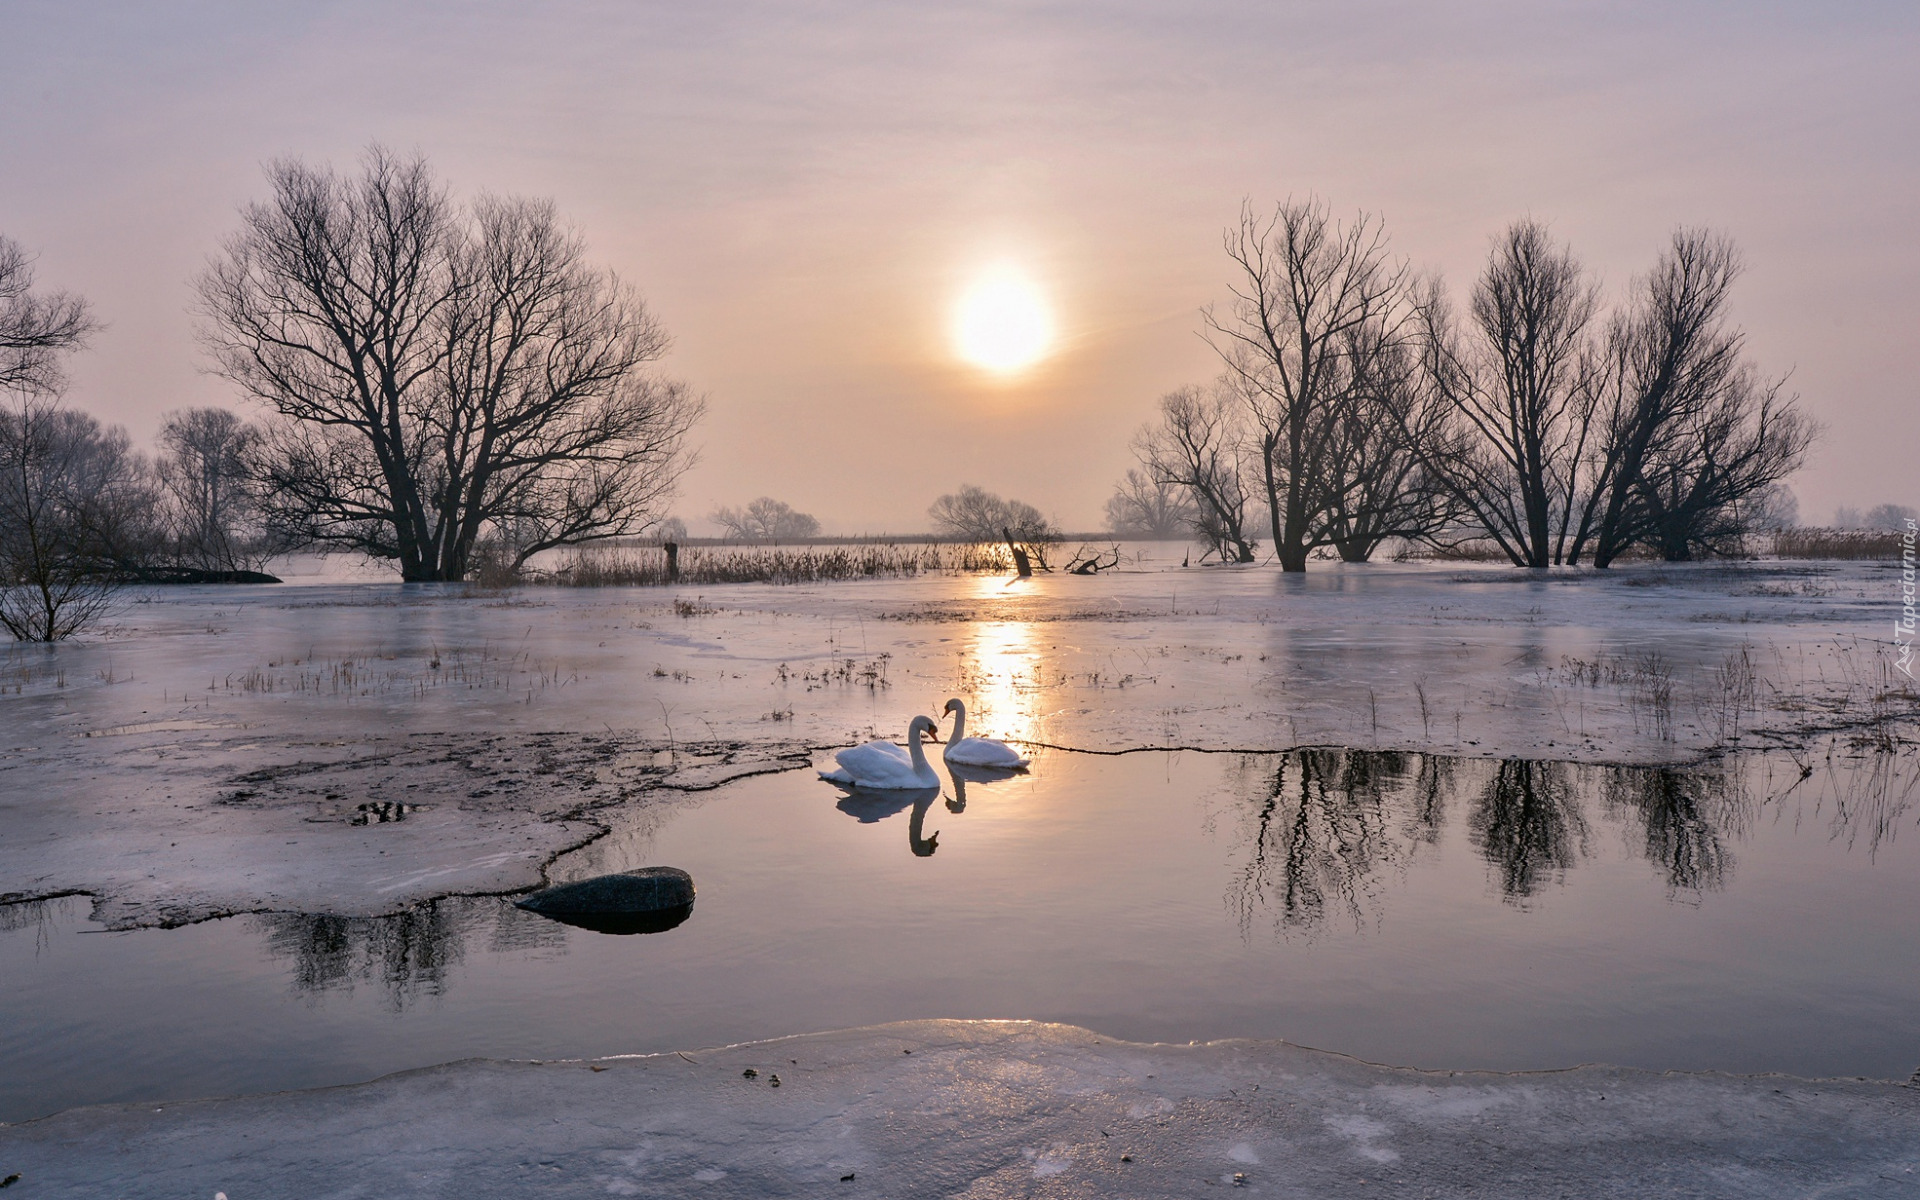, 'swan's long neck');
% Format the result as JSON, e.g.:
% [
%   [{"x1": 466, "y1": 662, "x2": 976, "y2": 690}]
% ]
[
  {"x1": 949, "y1": 702, "x2": 967, "y2": 743},
  {"x1": 906, "y1": 723, "x2": 930, "y2": 771}
]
